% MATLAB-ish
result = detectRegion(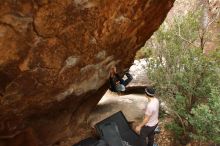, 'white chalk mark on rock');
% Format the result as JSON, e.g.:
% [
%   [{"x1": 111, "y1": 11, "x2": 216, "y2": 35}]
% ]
[
  {"x1": 96, "y1": 51, "x2": 106, "y2": 60},
  {"x1": 59, "y1": 56, "x2": 80, "y2": 74},
  {"x1": 56, "y1": 56, "x2": 120, "y2": 101}
]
